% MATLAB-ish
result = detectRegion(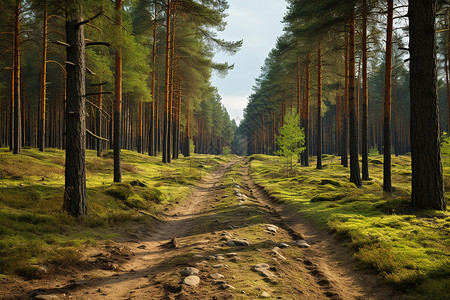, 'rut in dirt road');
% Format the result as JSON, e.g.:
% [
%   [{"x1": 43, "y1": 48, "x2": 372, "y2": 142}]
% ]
[{"x1": 22, "y1": 158, "x2": 396, "y2": 300}]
